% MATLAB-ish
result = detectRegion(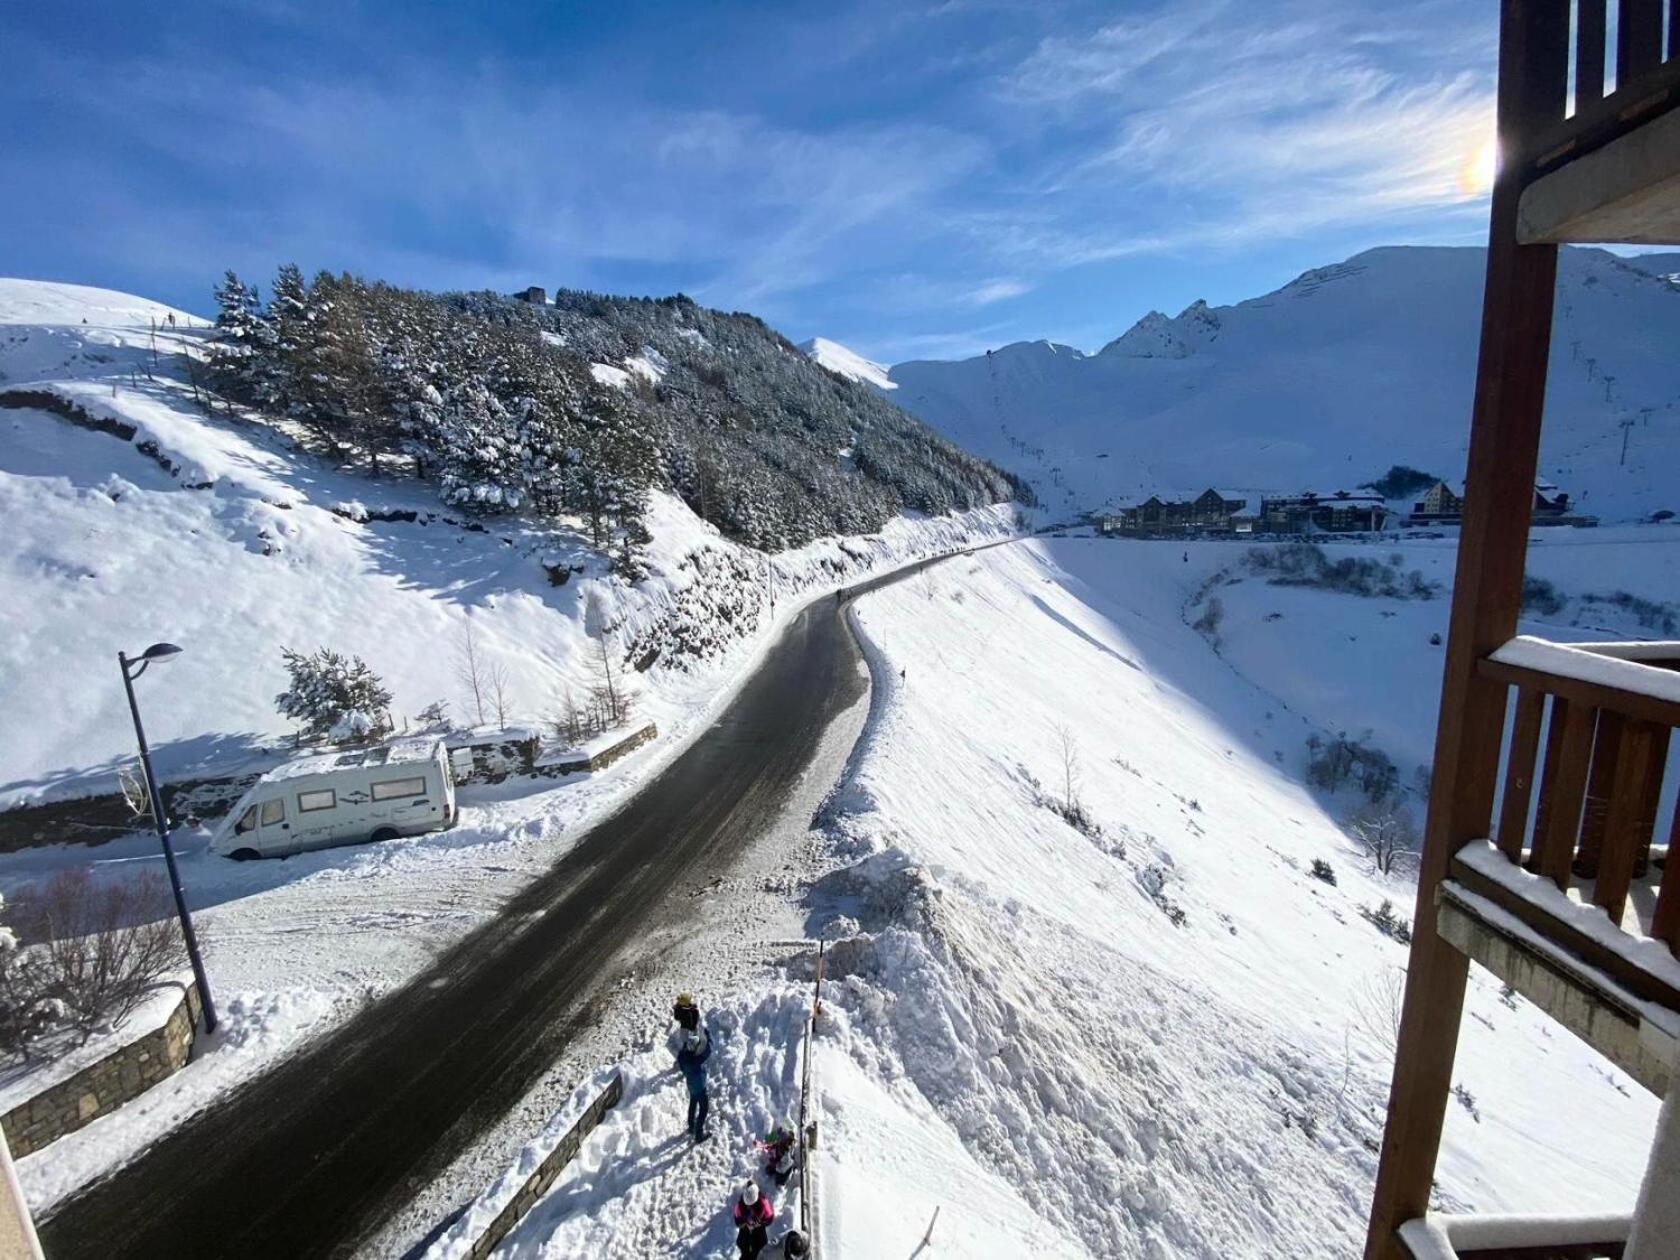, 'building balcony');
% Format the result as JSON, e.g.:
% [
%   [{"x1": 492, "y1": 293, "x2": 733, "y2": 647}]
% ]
[
  {"x1": 1514, "y1": 2, "x2": 1680, "y2": 247},
  {"x1": 1433, "y1": 637, "x2": 1680, "y2": 1094}
]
